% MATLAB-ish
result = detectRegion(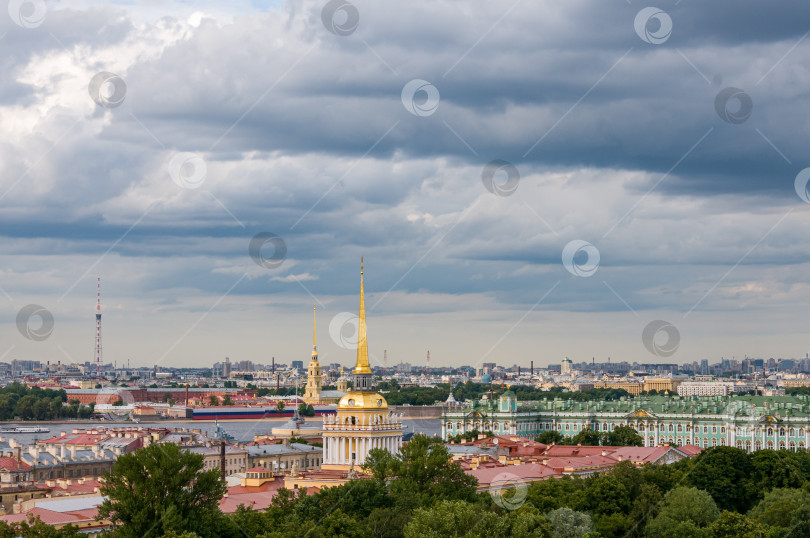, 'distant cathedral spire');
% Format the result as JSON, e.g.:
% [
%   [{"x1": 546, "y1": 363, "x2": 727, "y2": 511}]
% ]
[{"x1": 312, "y1": 304, "x2": 318, "y2": 357}]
